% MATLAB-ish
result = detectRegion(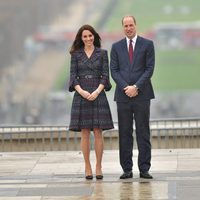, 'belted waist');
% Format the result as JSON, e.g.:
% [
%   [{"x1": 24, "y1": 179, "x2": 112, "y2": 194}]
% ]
[{"x1": 77, "y1": 75, "x2": 102, "y2": 79}]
